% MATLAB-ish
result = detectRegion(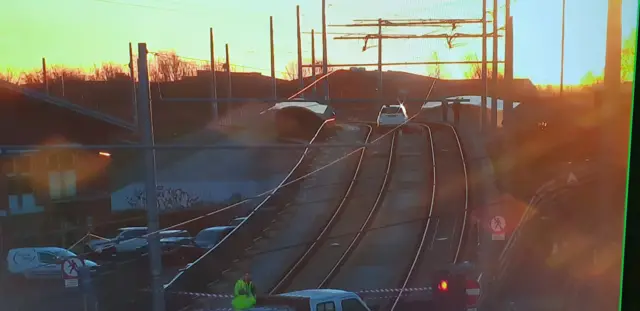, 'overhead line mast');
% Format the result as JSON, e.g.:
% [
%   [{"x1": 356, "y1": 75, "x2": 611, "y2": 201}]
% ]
[{"x1": 323, "y1": 16, "x2": 505, "y2": 130}]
